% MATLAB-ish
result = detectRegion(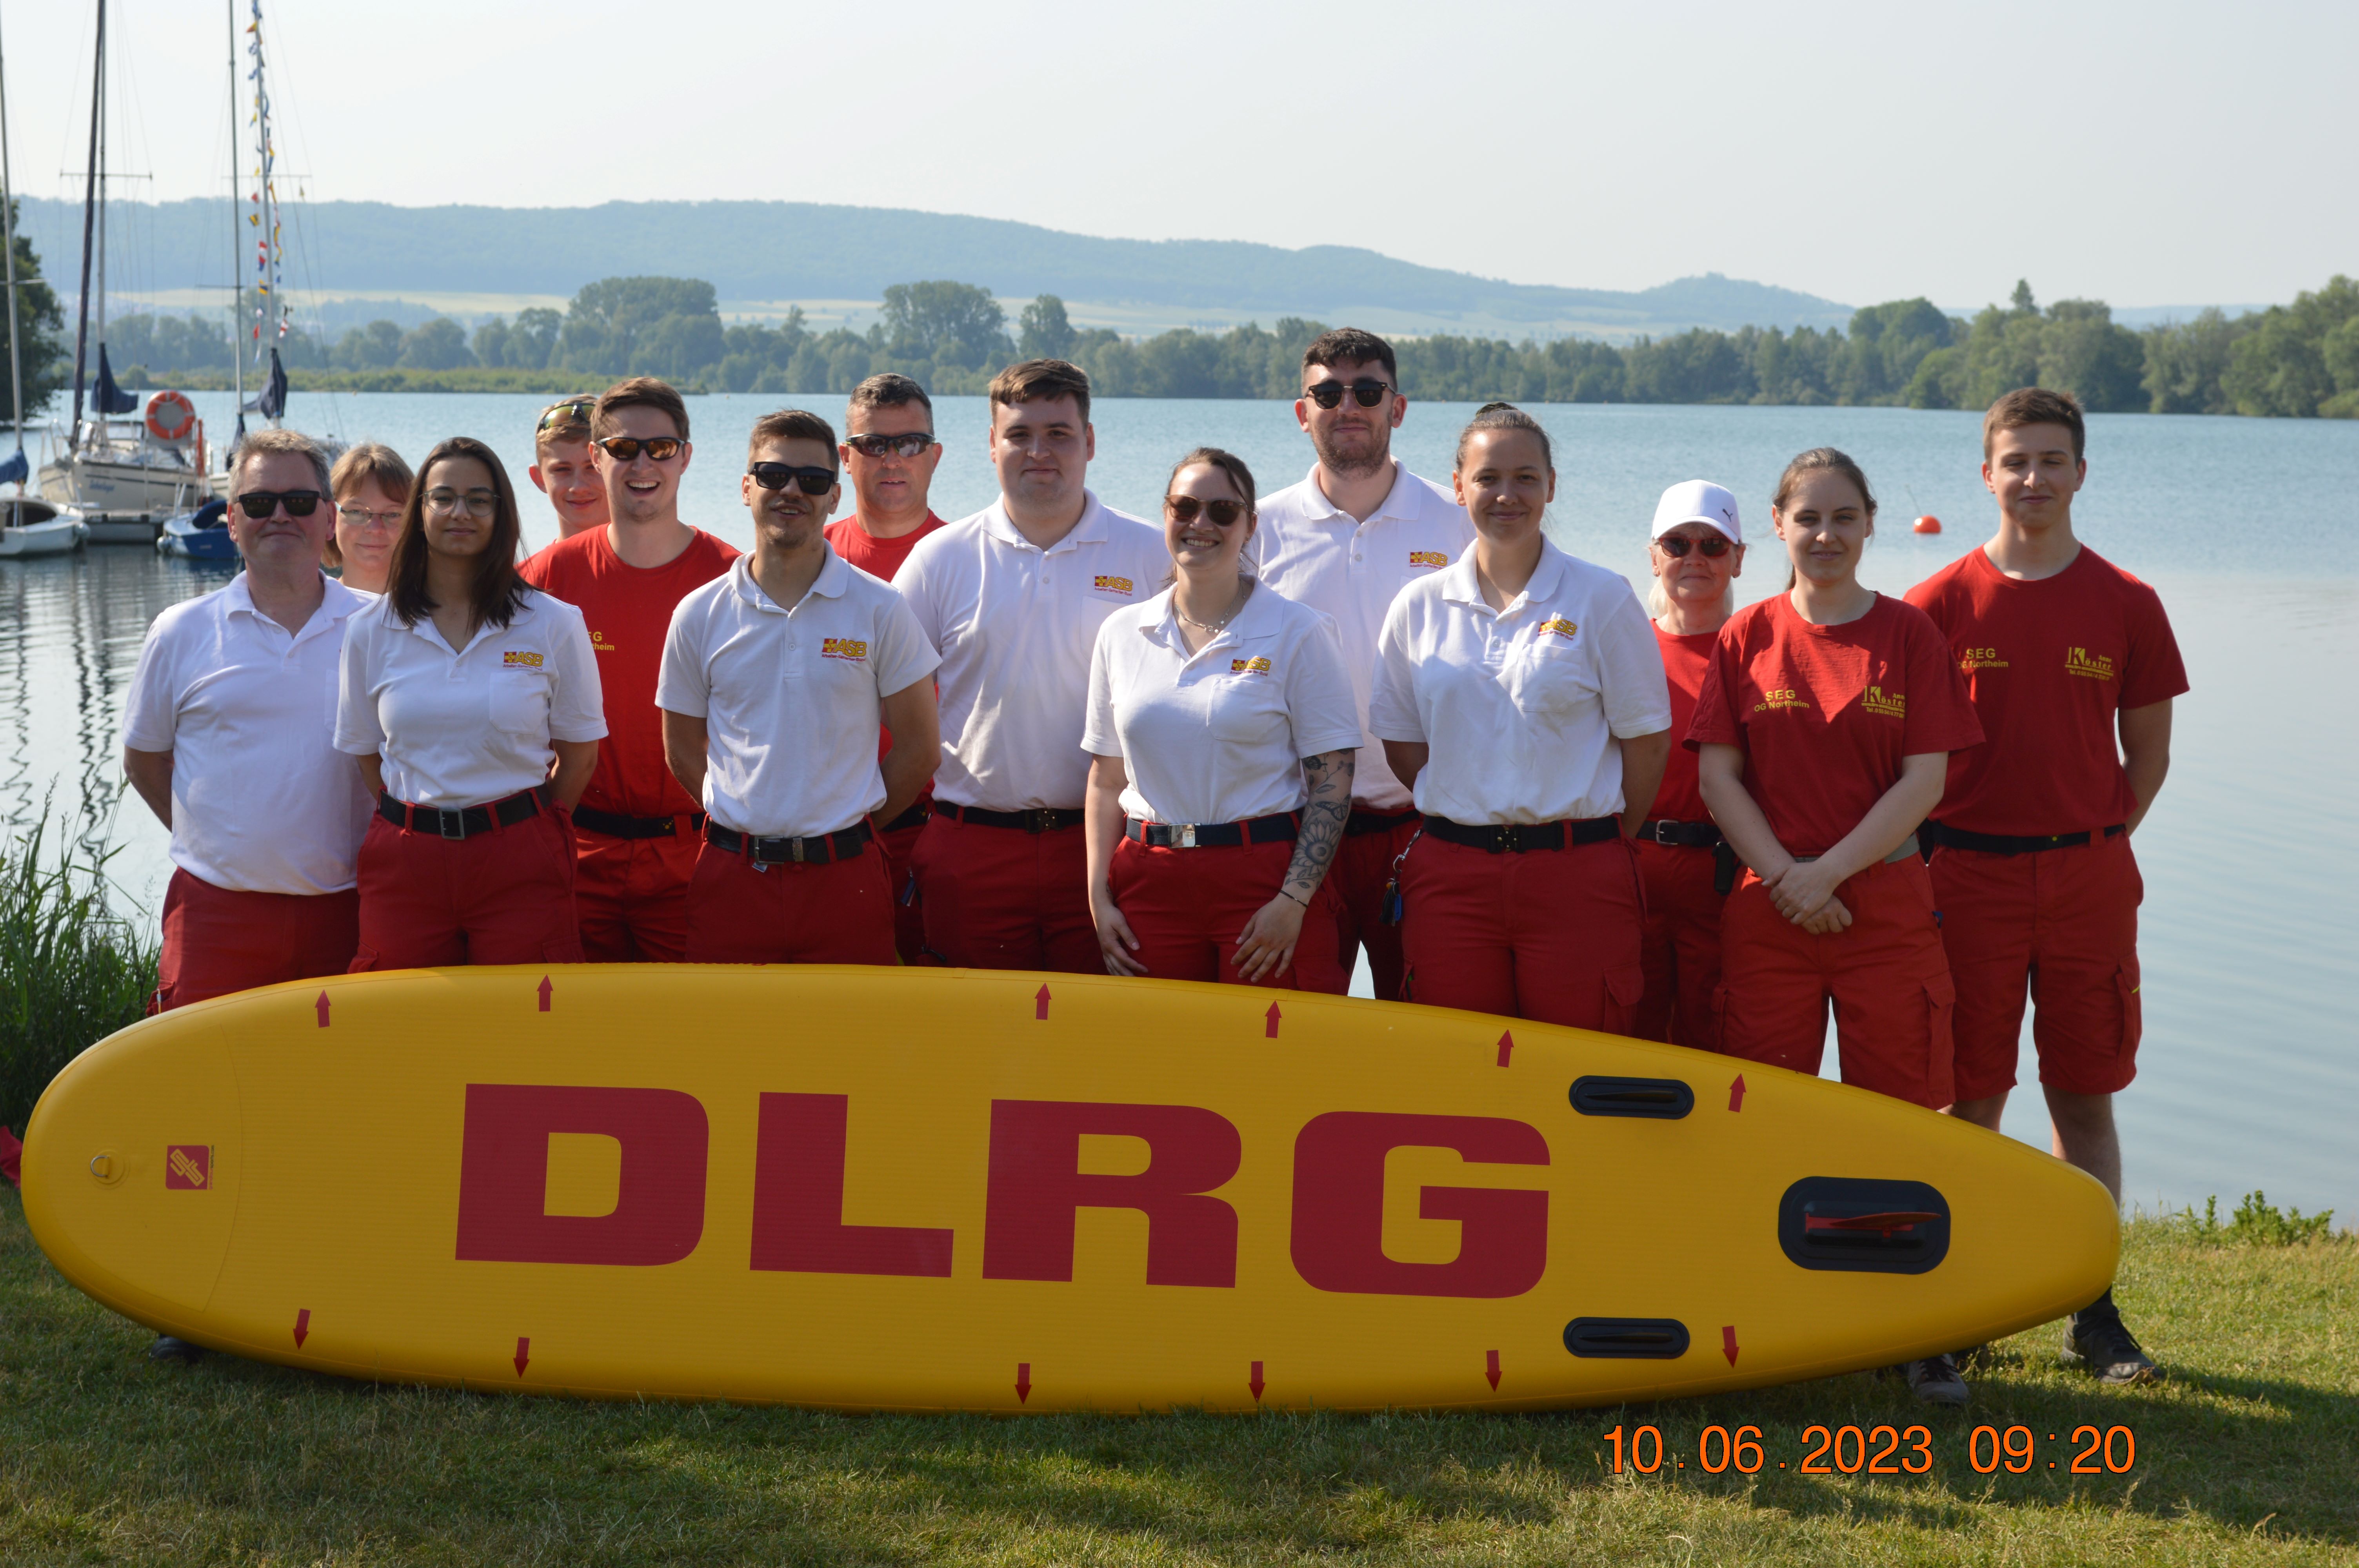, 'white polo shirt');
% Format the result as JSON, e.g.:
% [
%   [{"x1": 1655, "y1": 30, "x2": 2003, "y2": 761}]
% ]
[
  {"x1": 1370, "y1": 537, "x2": 1671, "y2": 825},
  {"x1": 658, "y1": 550, "x2": 940, "y2": 840},
  {"x1": 1250, "y1": 460, "x2": 1474, "y2": 810},
  {"x1": 335, "y1": 588, "x2": 607, "y2": 809},
  {"x1": 895, "y1": 490, "x2": 1166, "y2": 811},
  {"x1": 122, "y1": 573, "x2": 377, "y2": 895},
  {"x1": 1083, "y1": 583, "x2": 1362, "y2": 828}
]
